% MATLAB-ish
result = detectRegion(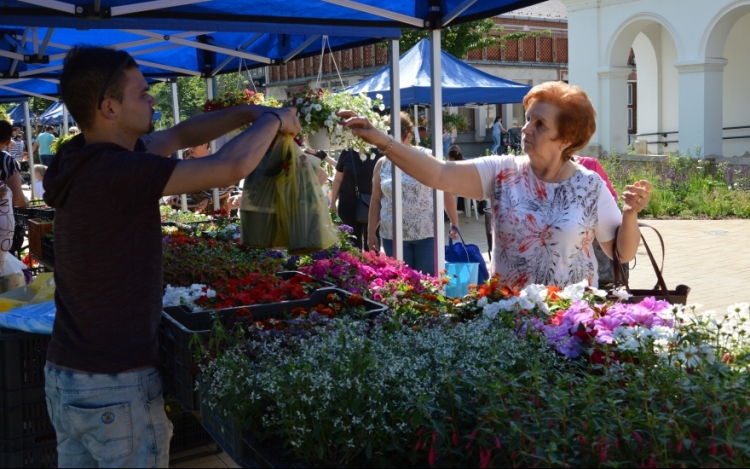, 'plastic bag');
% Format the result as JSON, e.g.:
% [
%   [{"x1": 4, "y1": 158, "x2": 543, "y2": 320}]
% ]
[
  {"x1": 0, "y1": 256, "x2": 26, "y2": 294},
  {"x1": 0, "y1": 300, "x2": 55, "y2": 334},
  {"x1": 274, "y1": 136, "x2": 338, "y2": 254},
  {"x1": 0, "y1": 184, "x2": 15, "y2": 276},
  {"x1": 240, "y1": 142, "x2": 284, "y2": 248}
]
